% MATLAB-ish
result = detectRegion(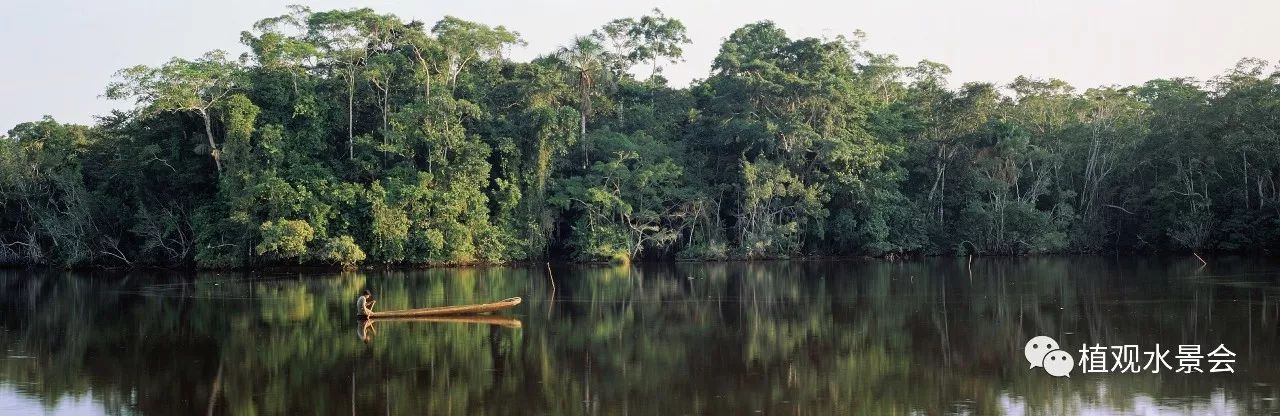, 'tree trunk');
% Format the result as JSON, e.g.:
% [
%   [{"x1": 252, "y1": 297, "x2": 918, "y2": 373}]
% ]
[
  {"x1": 579, "y1": 110, "x2": 588, "y2": 168},
  {"x1": 579, "y1": 74, "x2": 591, "y2": 168},
  {"x1": 376, "y1": 81, "x2": 389, "y2": 134},
  {"x1": 1243, "y1": 151, "x2": 1250, "y2": 209},
  {"x1": 348, "y1": 69, "x2": 355, "y2": 160},
  {"x1": 199, "y1": 108, "x2": 222, "y2": 175},
  {"x1": 412, "y1": 46, "x2": 432, "y2": 101}
]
